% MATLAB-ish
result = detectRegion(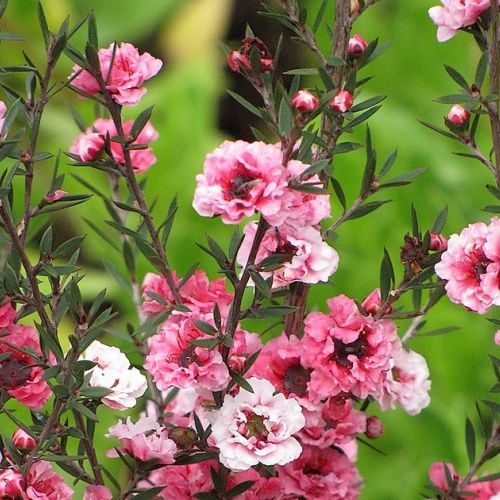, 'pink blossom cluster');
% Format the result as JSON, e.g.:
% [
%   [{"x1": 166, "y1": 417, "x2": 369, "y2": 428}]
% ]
[
  {"x1": 70, "y1": 117, "x2": 159, "y2": 173},
  {"x1": 435, "y1": 217, "x2": 500, "y2": 313},
  {"x1": 429, "y1": 462, "x2": 500, "y2": 498},
  {"x1": 0, "y1": 301, "x2": 52, "y2": 409},
  {"x1": 428, "y1": 0, "x2": 498, "y2": 42},
  {"x1": 83, "y1": 340, "x2": 148, "y2": 410},
  {"x1": 71, "y1": 42, "x2": 162, "y2": 105}
]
